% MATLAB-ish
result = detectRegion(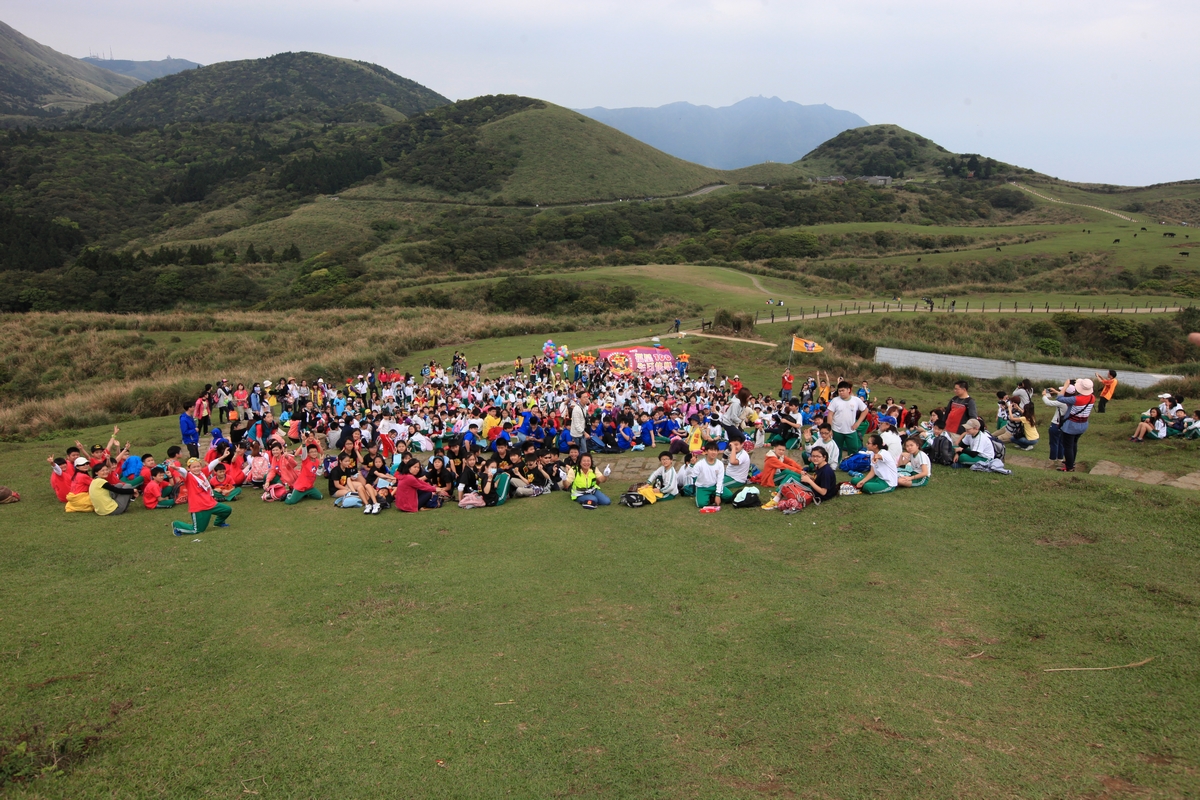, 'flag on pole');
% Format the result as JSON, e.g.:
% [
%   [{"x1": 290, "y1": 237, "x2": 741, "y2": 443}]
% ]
[{"x1": 791, "y1": 336, "x2": 824, "y2": 353}]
